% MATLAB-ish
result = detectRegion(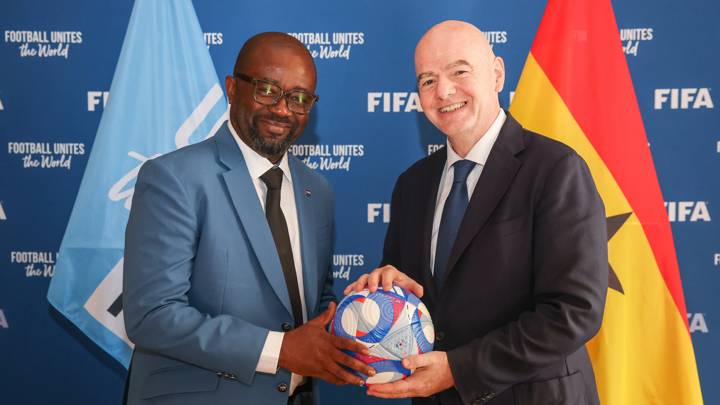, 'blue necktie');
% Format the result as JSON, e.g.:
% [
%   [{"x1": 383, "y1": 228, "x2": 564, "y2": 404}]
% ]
[{"x1": 434, "y1": 159, "x2": 476, "y2": 290}]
